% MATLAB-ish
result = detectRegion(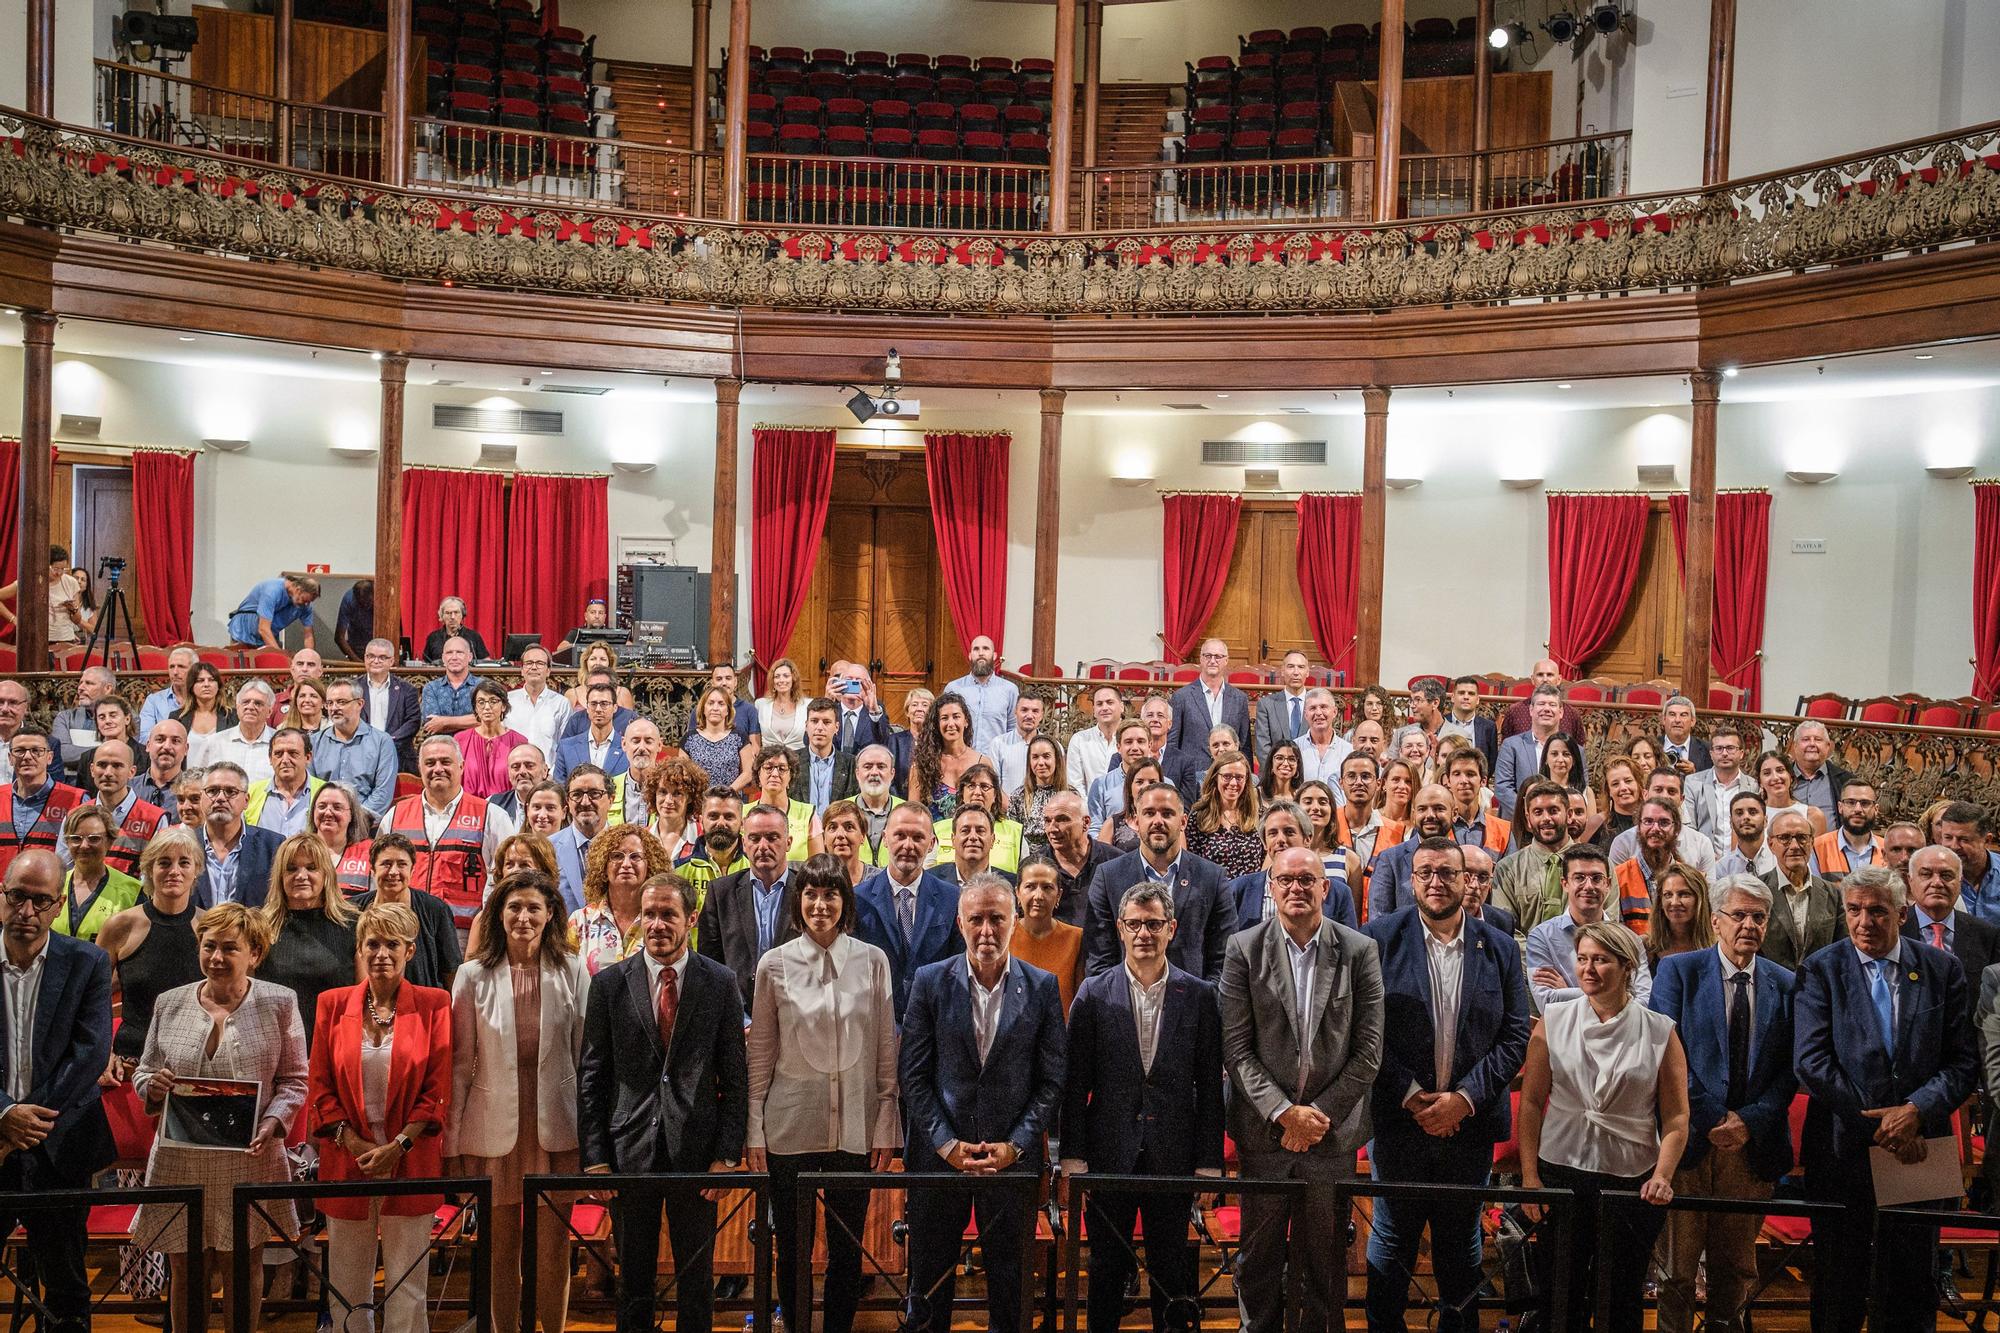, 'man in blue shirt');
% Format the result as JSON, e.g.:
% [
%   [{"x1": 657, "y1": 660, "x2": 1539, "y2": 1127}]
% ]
[
  {"x1": 226, "y1": 574, "x2": 321, "y2": 652},
  {"x1": 1937, "y1": 801, "x2": 2000, "y2": 924},
  {"x1": 419, "y1": 637, "x2": 484, "y2": 738},
  {"x1": 137, "y1": 645, "x2": 199, "y2": 743},
  {"x1": 943, "y1": 635, "x2": 1018, "y2": 755},
  {"x1": 311, "y1": 678, "x2": 400, "y2": 817},
  {"x1": 334, "y1": 578, "x2": 373, "y2": 659}
]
